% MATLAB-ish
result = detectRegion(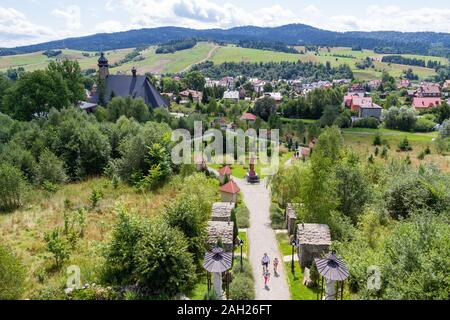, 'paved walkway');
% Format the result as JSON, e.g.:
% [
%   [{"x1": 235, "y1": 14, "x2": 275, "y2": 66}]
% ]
[{"x1": 234, "y1": 178, "x2": 291, "y2": 300}]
